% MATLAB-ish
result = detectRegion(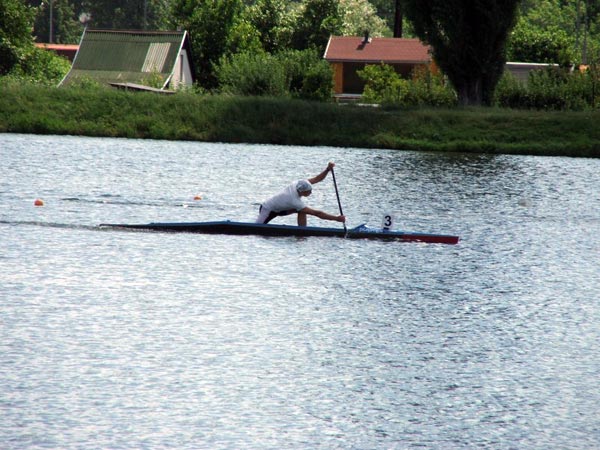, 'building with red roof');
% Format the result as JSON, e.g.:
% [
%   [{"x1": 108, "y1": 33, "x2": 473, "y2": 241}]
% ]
[{"x1": 323, "y1": 35, "x2": 434, "y2": 98}]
